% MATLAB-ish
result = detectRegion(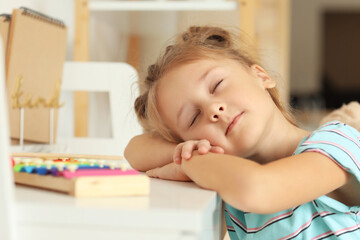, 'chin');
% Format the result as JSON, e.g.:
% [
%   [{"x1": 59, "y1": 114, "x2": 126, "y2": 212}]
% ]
[
  {"x1": 232, "y1": 140, "x2": 258, "y2": 159},
  {"x1": 225, "y1": 147, "x2": 246, "y2": 157}
]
